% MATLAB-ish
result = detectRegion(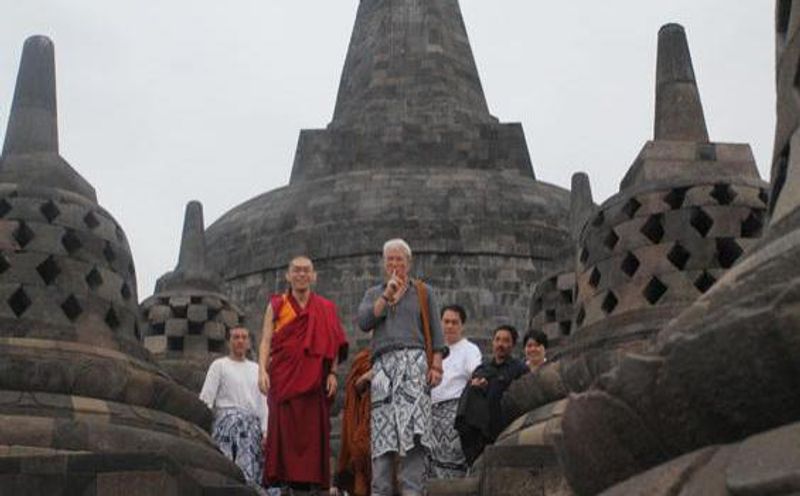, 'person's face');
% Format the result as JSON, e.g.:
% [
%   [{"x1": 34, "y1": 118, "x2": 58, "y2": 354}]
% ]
[
  {"x1": 228, "y1": 328, "x2": 250, "y2": 358},
  {"x1": 383, "y1": 248, "x2": 410, "y2": 280},
  {"x1": 525, "y1": 338, "x2": 546, "y2": 367},
  {"x1": 492, "y1": 329, "x2": 515, "y2": 362},
  {"x1": 286, "y1": 258, "x2": 316, "y2": 291},
  {"x1": 442, "y1": 309, "x2": 464, "y2": 345}
]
